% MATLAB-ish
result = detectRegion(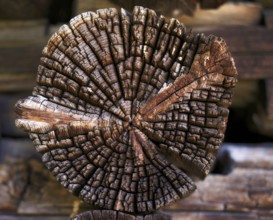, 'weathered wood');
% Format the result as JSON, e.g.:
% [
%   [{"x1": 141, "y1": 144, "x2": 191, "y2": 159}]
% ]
[
  {"x1": 0, "y1": 41, "x2": 44, "y2": 74},
  {"x1": 0, "y1": 160, "x2": 28, "y2": 212},
  {"x1": 199, "y1": 0, "x2": 227, "y2": 9},
  {"x1": 17, "y1": 160, "x2": 89, "y2": 215},
  {"x1": 199, "y1": 27, "x2": 273, "y2": 54},
  {"x1": 109, "y1": 0, "x2": 197, "y2": 16},
  {"x1": 110, "y1": 0, "x2": 230, "y2": 17},
  {"x1": 198, "y1": 27, "x2": 273, "y2": 79},
  {"x1": 233, "y1": 54, "x2": 273, "y2": 79},
  {"x1": 0, "y1": 94, "x2": 31, "y2": 137},
  {"x1": 71, "y1": 210, "x2": 171, "y2": 220},
  {"x1": 0, "y1": 138, "x2": 35, "y2": 162},
  {"x1": 2, "y1": 145, "x2": 273, "y2": 219},
  {"x1": 77, "y1": 0, "x2": 119, "y2": 14},
  {"x1": 0, "y1": 0, "x2": 51, "y2": 20},
  {"x1": 0, "y1": 158, "x2": 90, "y2": 216},
  {"x1": 0, "y1": 216, "x2": 68, "y2": 220},
  {"x1": 14, "y1": 5, "x2": 237, "y2": 218},
  {"x1": 251, "y1": 107, "x2": 273, "y2": 138},
  {"x1": 265, "y1": 10, "x2": 273, "y2": 29},
  {"x1": 230, "y1": 80, "x2": 260, "y2": 108},
  {"x1": 220, "y1": 144, "x2": 273, "y2": 169},
  {"x1": 0, "y1": 74, "x2": 36, "y2": 92},
  {"x1": 266, "y1": 79, "x2": 273, "y2": 119},
  {"x1": 180, "y1": 2, "x2": 262, "y2": 27},
  {"x1": 170, "y1": 212, "x2": 258, "y2": 220},
  {"x1": 257, "y1": 0, "x2": 273, "y2": 9},
  {"x1": 164, "y1": 144, "x2": 273, "y2": 216}
]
